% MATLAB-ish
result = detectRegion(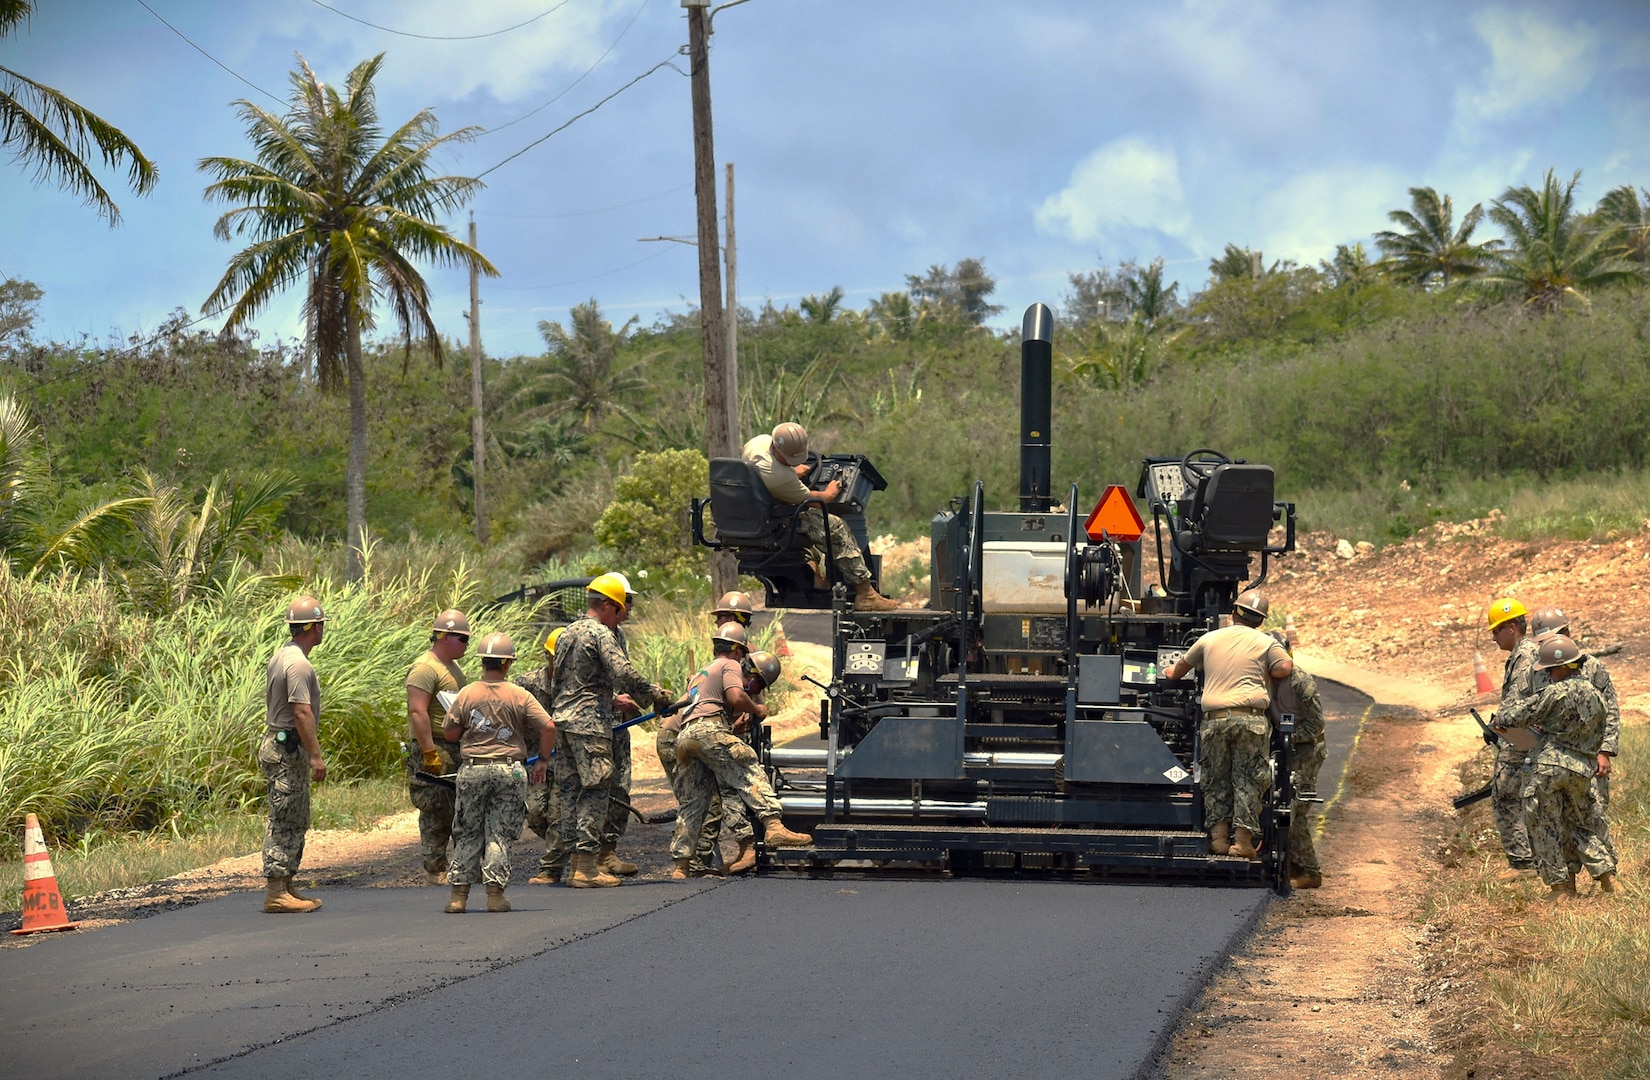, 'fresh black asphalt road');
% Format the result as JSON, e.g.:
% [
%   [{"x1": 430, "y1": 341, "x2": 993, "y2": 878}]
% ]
[{"x1": 1, "y1": 621, "x2": 1370, "y2": 1079}]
